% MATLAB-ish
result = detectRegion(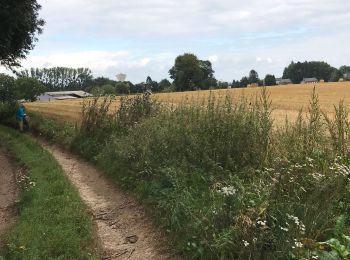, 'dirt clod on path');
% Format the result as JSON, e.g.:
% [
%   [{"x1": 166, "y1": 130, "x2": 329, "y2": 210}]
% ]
[
  {"x1": 0, "y1": 147, "x2": 19, "y2": 248},
  {"x1": 40, "y1": 142, "x2": 178, "y2": 260}
]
